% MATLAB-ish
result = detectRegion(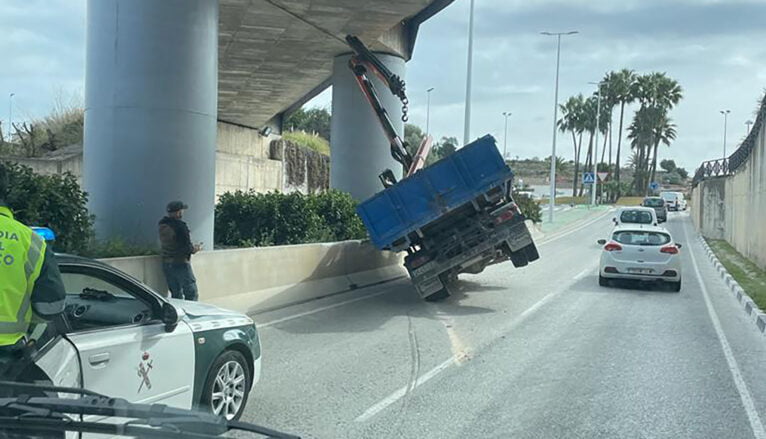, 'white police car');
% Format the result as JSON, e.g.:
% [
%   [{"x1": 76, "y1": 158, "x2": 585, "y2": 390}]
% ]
[{"x1": 28, "y1": 254, "x2": 261, "y2": 421}]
